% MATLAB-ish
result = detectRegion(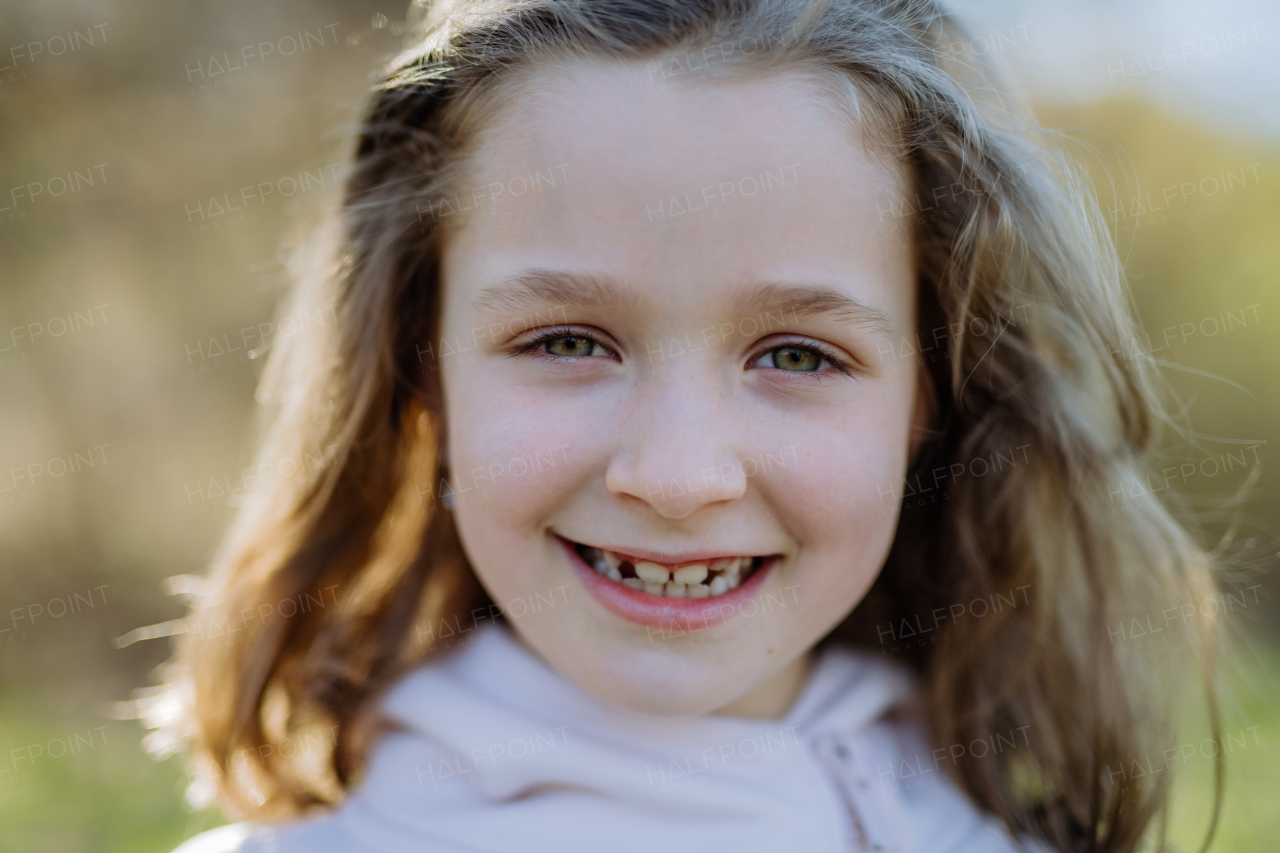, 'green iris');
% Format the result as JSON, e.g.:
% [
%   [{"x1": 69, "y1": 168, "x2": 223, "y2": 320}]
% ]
[
  {"x1": 546, "y1": 335, "x2": 595, "y2": 357},
  {"x1": 771, "y1": 346, "x2": 822, "y2": 371}
]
